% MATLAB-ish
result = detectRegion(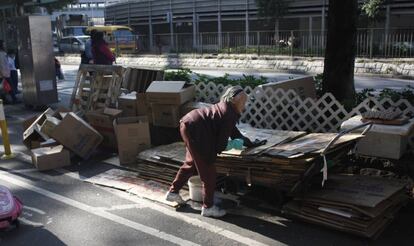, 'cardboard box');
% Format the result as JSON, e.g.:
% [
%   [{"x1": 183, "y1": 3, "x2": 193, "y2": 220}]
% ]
[
  {"x1": 52, "y1": 107, "x2": 71, "y2": 120},
  {"x1": 40, "y1": 116, "x2": 61, "y2": 136},
  {"x1": 39, "y1": 139, "x2": 59, "y2": 148},
  {"x1": 85, "y1": 108, "x2": 122, "y2": 150},
  {"x1": 51, "y1": 112, "x2": 103, "y2": 159},
  {"x1": 23, "y1": 115, "x2": 39, "y2": 132},
  {"x1": 136, "y1": 93, "x2": 150, "y2": 116},
  {"x1": 151, "y1": 104, "x2": 181, "y2": 128},
  {"x1": 146, "y1": 81, "x2": 195, "y2": 105},
  {"x1": 118, "y1": 94, "x2": 137, "y2": 117},
  {"x1": 259, "y1": 76, "x2": 317, "y2": 99},
  {"x1": 23, "y1": 108, "x2": 54, "y2": 148},
  {"x1": 114, "y1": 116, "x2": 151, "y2": 164},
  {"x1": 31, "y1": 145, "x2": 71, "y2": 171}
]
